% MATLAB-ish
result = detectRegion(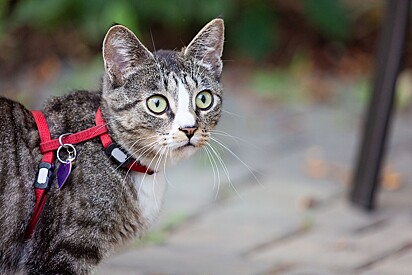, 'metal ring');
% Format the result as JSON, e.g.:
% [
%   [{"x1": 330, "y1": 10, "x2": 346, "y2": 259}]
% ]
[
  {"x1": 58, "y1": 133, "x2": 72, "y2": 148},
  {"x1": 57, "y1": 144, "x2": 77, "y2": 164},
  {"x1": 66, "y1": 146, "x2": 75, "y2": 154}
]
